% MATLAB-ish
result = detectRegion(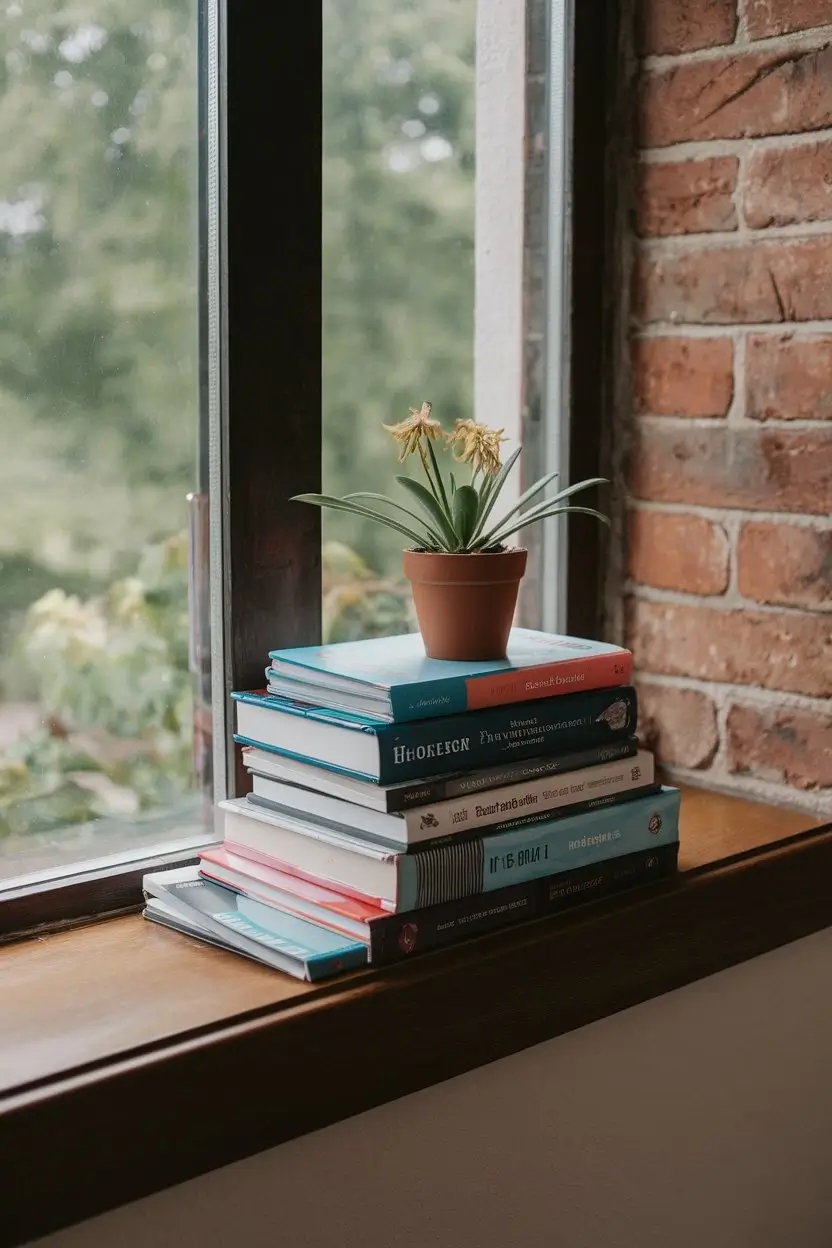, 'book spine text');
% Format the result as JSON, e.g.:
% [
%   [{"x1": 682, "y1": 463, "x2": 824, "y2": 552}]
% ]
[
  {"x1": 401, "y1": 750, "x2": 654, "y2": 838},
  {"x1": 370, "y1": 843, "x2": 678, "y2": 964},
  {"x1": 397, "y1": 787, "x2": 680, "y2": 910},
  {"x1": 378, "y1": 685, "x2": 638, "y2": 784},
  {"x1": 387, "y1": 737, "x2": 638, "y2": 811}
]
